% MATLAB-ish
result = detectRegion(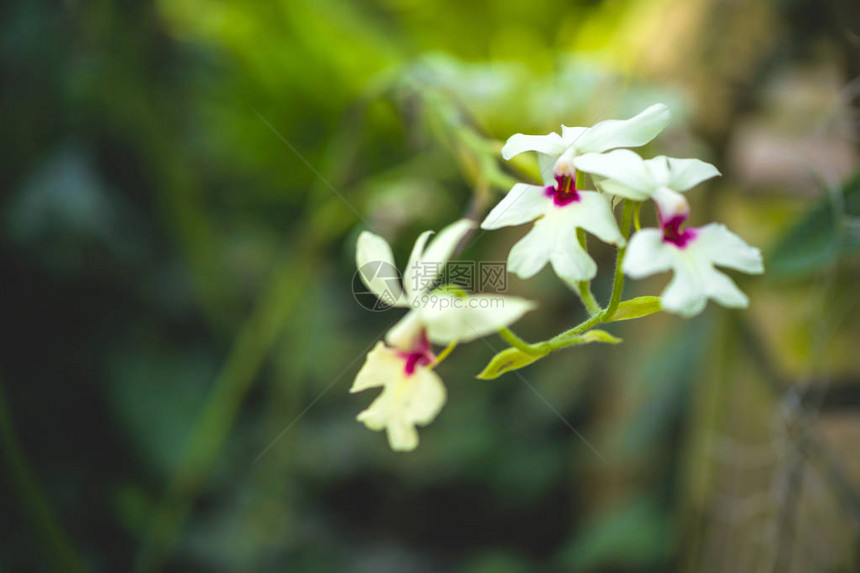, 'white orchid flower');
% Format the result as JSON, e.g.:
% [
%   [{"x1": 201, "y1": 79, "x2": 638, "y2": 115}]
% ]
[
  {"x1": 482, "y1": 105, "x2": 671, "y2": 287},
  {"x1": 623, "y1": 219, "x2": 764, "y2": 317},
  {"x1": 573, "y1": 149, "x2": 721, "y2": 222},
  {"x1": 501, "y1": 104, "x2": 671, "y2": 185},
  {"x1": 351, "y1": 338, "x2": 445, "y2": 451},
  {"x1": 355, "y1": 219, "x2": 536, "y2": 348},
  {"x1": 352, "y1": 219, "x2": 536, "y2": 451},
  {"x1": 480, "y1": 178, "x2": 625, "y2": 287}
]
